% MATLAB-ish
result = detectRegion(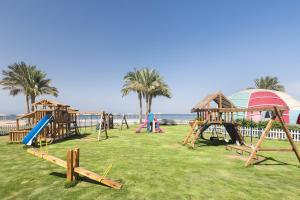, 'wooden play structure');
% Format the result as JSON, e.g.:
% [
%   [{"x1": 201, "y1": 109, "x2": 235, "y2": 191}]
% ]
[
  {"x1": 27, "y1": 148, "x2": 122, "y2": 189},
  {"x1": 77, "y1": 111, "x2": 110, "y2": 141},
  {"x1": 120, "y1": 114, "x2": 129, "y2": 130},
  {"x1": 183, "y1": 92, "x2": 300, "y2": 167},
  {"x1": 9, "y1": 99, "x2": 80, "y2": 143}
]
